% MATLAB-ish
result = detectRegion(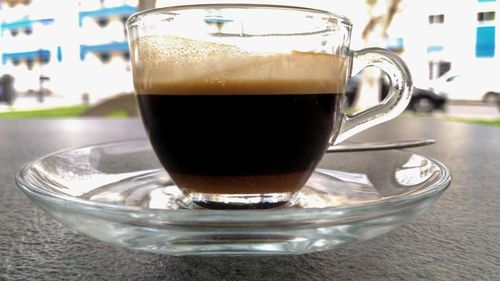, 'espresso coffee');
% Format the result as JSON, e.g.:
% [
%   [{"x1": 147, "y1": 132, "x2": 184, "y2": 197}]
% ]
[
  {"x1": 137, "y1": 93, "x2": 342, "y2": 194},
  {"x1": 131, "y1": 36, "x2": 347, "y2": 195}
]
